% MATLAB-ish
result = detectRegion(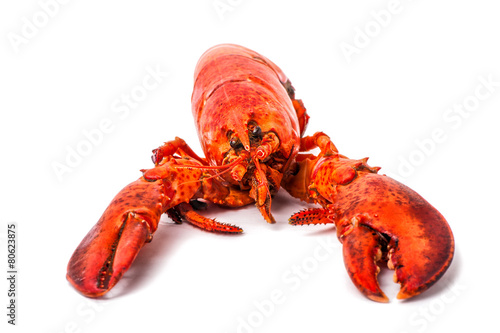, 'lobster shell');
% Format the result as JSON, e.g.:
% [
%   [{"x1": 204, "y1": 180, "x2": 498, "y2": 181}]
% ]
[{"x1": 191, "y1": 43, "x2": 302, "y2": 172}]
